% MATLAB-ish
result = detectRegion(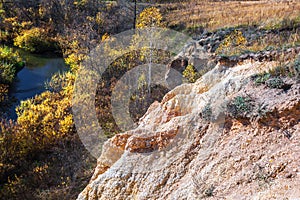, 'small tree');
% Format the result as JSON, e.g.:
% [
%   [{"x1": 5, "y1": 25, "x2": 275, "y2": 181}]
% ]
[{"x1": 136, "y1": 7, "x2": 163, "y2": 28}]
